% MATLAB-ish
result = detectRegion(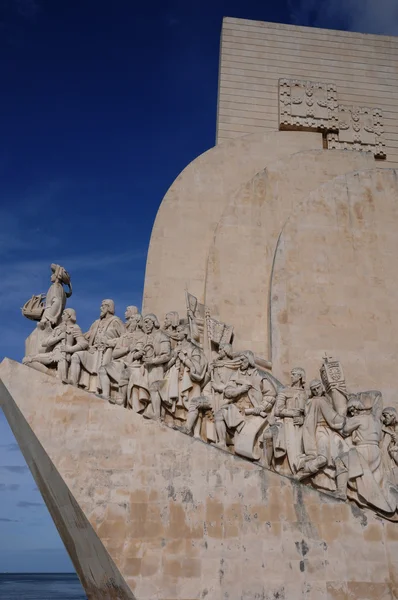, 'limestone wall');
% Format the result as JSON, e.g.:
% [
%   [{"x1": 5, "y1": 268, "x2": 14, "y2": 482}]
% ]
[
  {"x1": 1, "y1": 359, "x2": 398, "y2": 599},
  {"x1": 217, "y1": 18, "x2": 398, "y2": 169}
]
